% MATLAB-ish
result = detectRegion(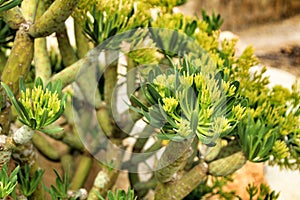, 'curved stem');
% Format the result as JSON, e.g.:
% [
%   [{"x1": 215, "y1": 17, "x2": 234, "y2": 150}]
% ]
[{"x1": 31, "y1": 133, "x2": 60, "y2": 161}]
